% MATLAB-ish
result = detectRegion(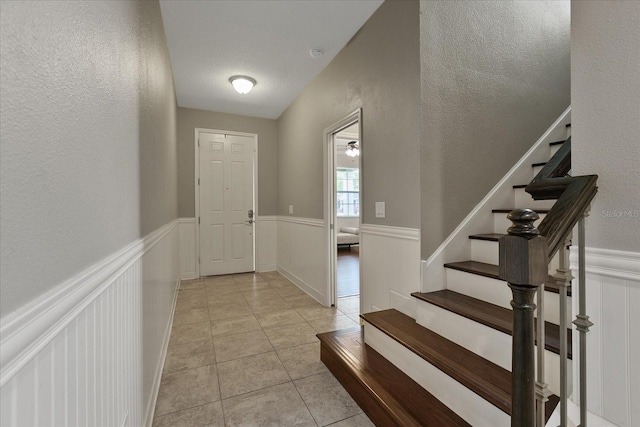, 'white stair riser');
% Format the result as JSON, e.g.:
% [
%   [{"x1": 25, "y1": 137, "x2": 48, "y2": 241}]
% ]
[
  {"x1": 415, "y1": 300, "x2": 572, "y2": 396},
  {"x1": 494, "y1": 212, "x2": 547, "y2": 234},
  {"x1": 470, "y1": 239, "x2": 501, "y2": 265},
  {"x1": 364, "y1": 321, "x2": 510, "y2": 427},
  {"x1": 533, "y1": 164, "x2": 545, "y2": 178},
  {"x1": 514, "y1": 187, "x2": 556, "y2": 210},
  {"x1": 550, "y1": 143, "x2": 563, "y2": 157},
  {"x1": 470, "y1": 239, "x2": 560, "y2": 272},
  {"x1": 445, "y1": 268, "x2": 569, "y2": 324}
]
